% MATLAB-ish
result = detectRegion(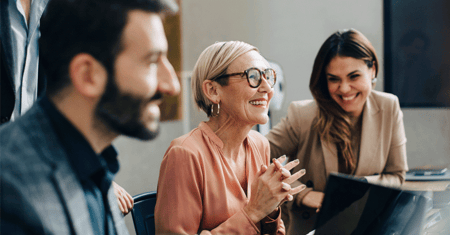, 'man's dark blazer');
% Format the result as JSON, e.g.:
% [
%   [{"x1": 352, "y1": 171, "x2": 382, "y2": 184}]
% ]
[
  {"x1": 0, "y1": 102, "x2": 130, "y2": 235},
  {"x1": 0, "y1": 0, "x2": 47, "y2": 124}
]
